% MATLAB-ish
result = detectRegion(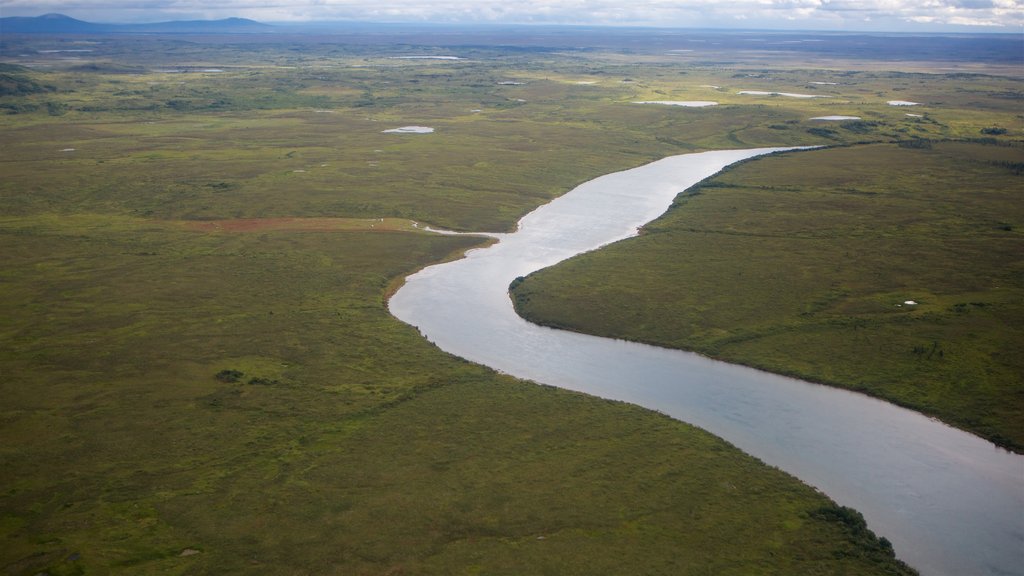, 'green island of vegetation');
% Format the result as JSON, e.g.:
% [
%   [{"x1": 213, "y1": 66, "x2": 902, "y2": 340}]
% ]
[{"x1": 4, "y1": 23, "x2": 1020, "y2": 574}]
